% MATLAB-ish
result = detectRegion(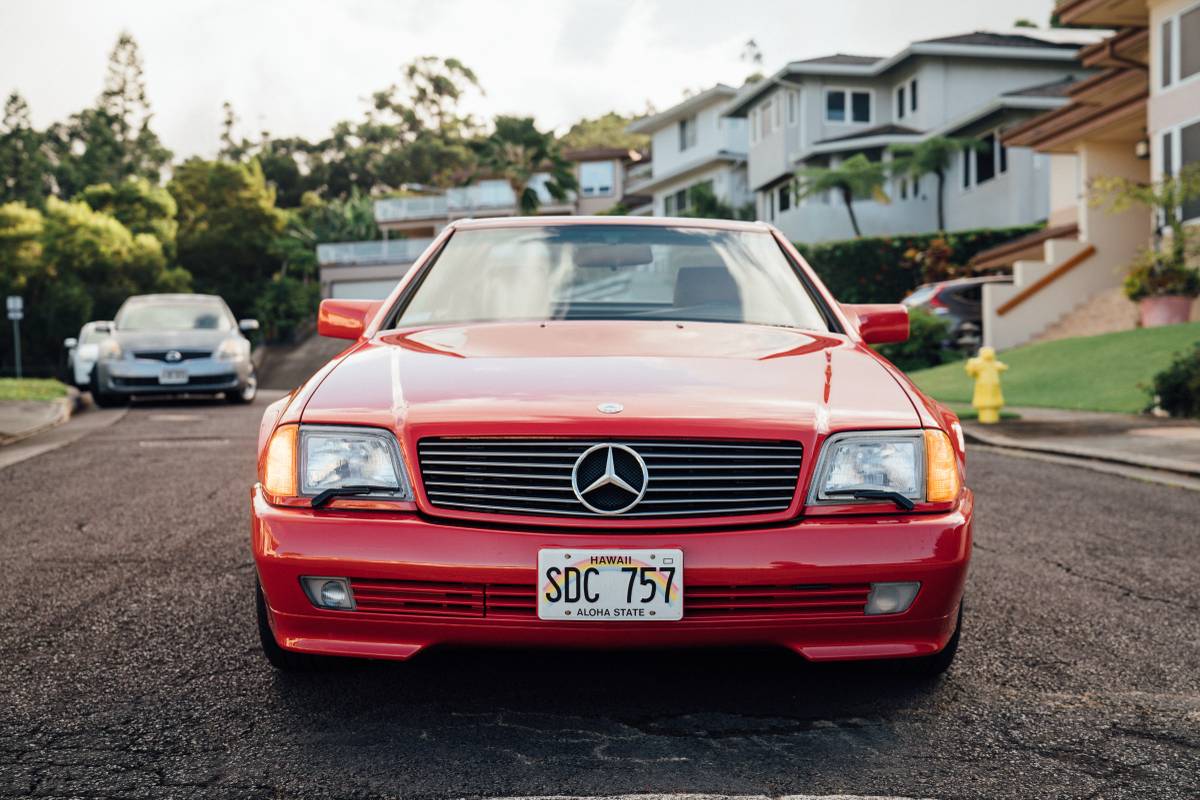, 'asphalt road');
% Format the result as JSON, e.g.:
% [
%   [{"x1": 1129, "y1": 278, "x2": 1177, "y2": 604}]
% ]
[{"x1": 1, "y1": 394, "x2": 1198, "y2": 799}]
